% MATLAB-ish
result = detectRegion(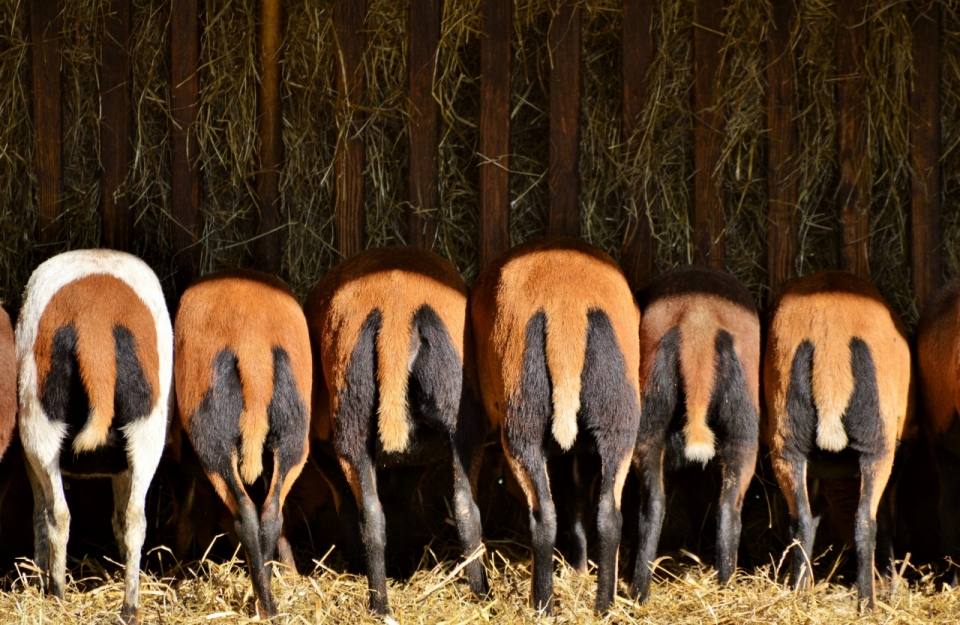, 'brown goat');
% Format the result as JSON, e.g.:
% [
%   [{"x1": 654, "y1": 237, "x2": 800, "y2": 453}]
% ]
[
  {"x1": 471, "y1": 237, "x2": 640, "y2": 613},
  {"x1": 175, "y1": 269, "x2": 311, "y2": 618},
  {"x1": 631, "y1": 265, "x2": 760, "y2": 602},
  {"x1": 765, "y1": 270, "x2": 912, "y2": 610},
  {"x1": 917, "y1": 277, "x2": 960, "y2": 582},
  {"x1": 306, "y1": 246, "x2": 488, "y2": 615},
  {"x1": 0, "y1": 303, "x2": 15, "y2": 462}
]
